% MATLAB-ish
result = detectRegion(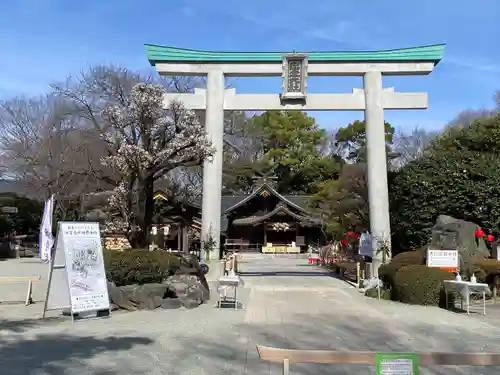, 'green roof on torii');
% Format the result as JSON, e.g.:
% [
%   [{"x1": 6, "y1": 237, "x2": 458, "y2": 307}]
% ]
[{"x1": 145, "y1": 44, "x2": 445, "y2": 65}]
